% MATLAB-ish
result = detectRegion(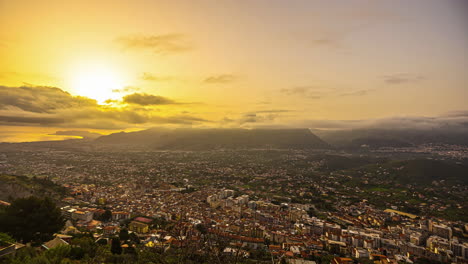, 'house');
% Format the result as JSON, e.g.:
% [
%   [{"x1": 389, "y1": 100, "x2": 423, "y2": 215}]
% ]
[
  {"x1": 129, "y1": 221, "x2": 149, "y2": 234},
  {"x1": 42, "y1": 236, "x2": 69, "y2": 250},
  {"x1": 353, "y1": 248, "x2": 370, "y2": 259},
  {"x1": 331, "y1": 257, "x2": 353, "y2": 264},
  {"x1": 112, "y1": 211, "x2": 131, "y2": 221},
  {"x1": 288, "y1": 260, "x2": 317, "y2": 264},
  {"x1": 71, "y1": 210, "x2": 93, "y2": 222},
  {"x1": 103, "y1": 226, "x2": 120, "y2": 235}
]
